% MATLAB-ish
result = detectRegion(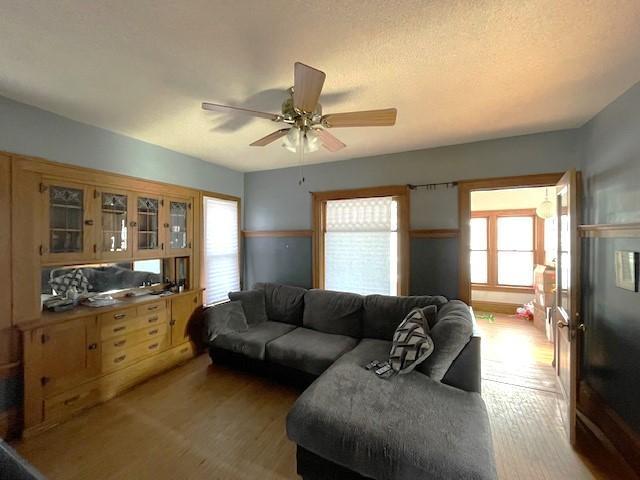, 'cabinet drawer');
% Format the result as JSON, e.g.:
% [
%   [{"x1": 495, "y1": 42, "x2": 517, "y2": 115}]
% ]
[
  {"x1": 99, "y1": 307, "x2": 137, "y2": 327},
  {"x1": 101, "y1": 336, "x2": 168, "y2": 373},
  {"x1": 100, "y1": 309, "x2": 167, "y2": 340},
  {"x1": 101, "y1": 323, "x2": 168, "y2": 355},
  {"x1": 136, "y1": 301, "x2": 165, "y2": 317},
  {"x1": 44, "y1": 382, "x2": 100, "y2": 423}
]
